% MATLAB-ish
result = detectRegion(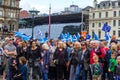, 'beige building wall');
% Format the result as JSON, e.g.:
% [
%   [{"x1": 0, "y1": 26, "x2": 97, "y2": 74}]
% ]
[
  {"x1": 0, "y1": 0, "x2": 21, "y2": 32},
  {"x1": 89, "y1": 6, "x2": 120, "y2": 40}
]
